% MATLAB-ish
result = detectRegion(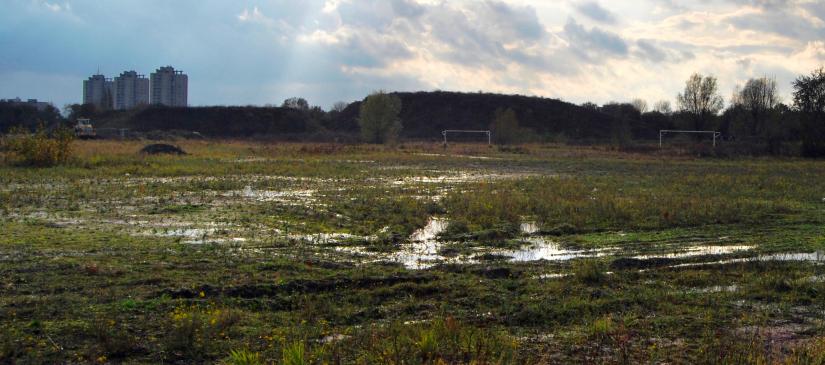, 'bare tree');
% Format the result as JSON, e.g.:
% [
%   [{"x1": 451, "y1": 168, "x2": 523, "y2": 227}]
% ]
[
  {"x1": 676, "y1": 73, "x2": 724, "y2": 131},
  {"x1": 793, "y1": 68, "x2": 825, "y2": 156},
  {"x1": 630, "y1": 98, "x2": 648, "y2": 113},
  {"x1": 282, "y1": 97, "x2": 309, "y2": 111},
  {"x1": 331, "y1": 101, "x2": 348, "y2": 113},
  {"x1": 652, "y1": 100, "x2": 672, "y2": 114},
  {"x1": 581, "y1": 102, "x2": 599, "y2": 110},
  {"x1": 736, "y1": 76, "x2": 780, "y2": 135}
]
